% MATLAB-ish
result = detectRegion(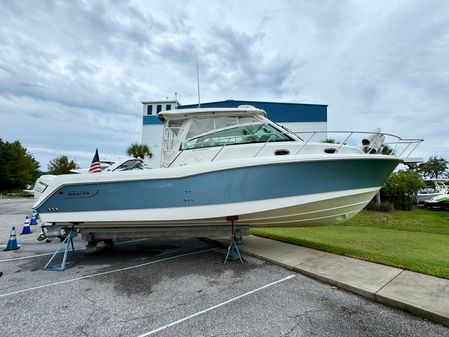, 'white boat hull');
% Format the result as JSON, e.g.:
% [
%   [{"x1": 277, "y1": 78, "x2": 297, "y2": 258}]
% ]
[
  {"x1": 34, "y1": 155, "x2": 400, "y2": 231},
  {"x1": 39, "y1": 187, "x2": 378, "y2": 228}
]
